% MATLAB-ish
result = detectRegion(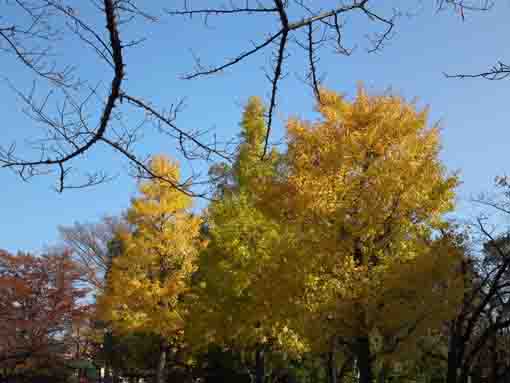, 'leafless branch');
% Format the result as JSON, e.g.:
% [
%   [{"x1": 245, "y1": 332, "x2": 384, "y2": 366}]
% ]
[
  {"x1": 437, "y1": 0, "x2": 494, "y2": 12},
  {"x1": 1, "y1": 0, "x2": 491, "y2": 194},
  {"x1": 1, "y1": 0, "x2": 124, "y2": 193},
  {"x1": 99, "y1": 136, "x2": 201, "y2": 198},
  {"x1": 167, "y1": 6, "x2": 278, "y2": 16},
  {"x1": 446, "y1": 61, "x2": 510, "y2": 81},
  {"x1": 305, "y1": 23, "x2": 322, "y2": 102},
  {"x1": 121, "y1": 93, "x2": 231, "y2": 163},
  {"x1": 1, "y1": 0, "x2": 232, "y2": 195},
  {"x1": 449, "y1": 211, "x2": 510, "y2": 379},
  {"x1": 169, "y1": 0, "x2": 398, "y2": 158},
  {"x1": 439, "y1": 1, "x2": 502, "y2": 83},
  {"x1": 183, "y1": 31, "x2": 283, "y2": 80}
]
